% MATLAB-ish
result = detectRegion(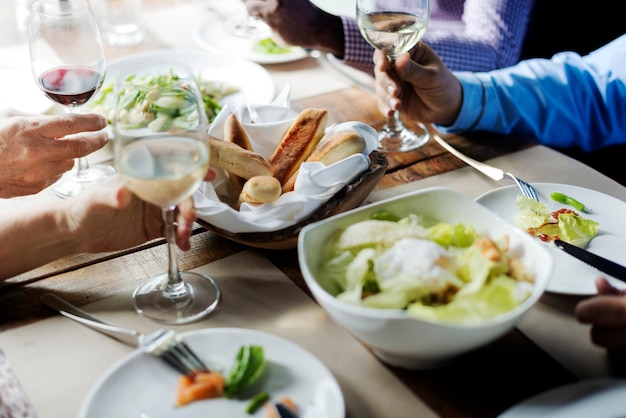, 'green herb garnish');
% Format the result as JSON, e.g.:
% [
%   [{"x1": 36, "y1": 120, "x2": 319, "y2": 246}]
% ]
[{"x1": 550, "y1": 192, "x2": 586, "y2": 212}]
